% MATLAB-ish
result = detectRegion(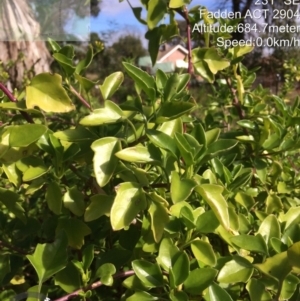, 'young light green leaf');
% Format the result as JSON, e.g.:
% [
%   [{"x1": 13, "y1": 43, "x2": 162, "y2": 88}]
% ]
[
  {"x1": 26, "y1": 73, "x2": 75, "y2": 113},
  {"x1": 217, "y1": 256, "x2": 253, "y2": 283},
  {"x1": 208, "y1": 283, "x2": 234, "y2": 301},
  {"x1": 100, "y1": 72, "x2": 124, "y2": 100},
  {"x1": 115, "y1": 145, "x2": 157, "y2": 163},
  {"x1": 204, "y1": 49, "x2": 230, "y2": 74},
  {"x1": 184, "y1": 268, "x2": 217, "y2": 295},
  {"x1": 148, "y1": 192, "x2": 169, "y2": 242},
  {"x1": 80, "y1": 101, "x2": 124, "y2": 126},
  {"x1": 91, "y1": 137, "x2": 121, "y2": 187},
  {"x1": 110, "y1": 182, "x2": 146, "y2": 230},
  {"x1": 132, "y1": 260, "x2": 164, "y2": 287},
  {"x1": 191, "y1": 240, "x2": 217, "y2": 267},
  {"x1": 9, "y1": 124, "x2": 47, "y2": 147},
  {"x1": 195, "y1": 184, "x2": 230, "y2": 230},
  {"x1": 171, "y1": 171, "x2": 197, "y2": 203},
  {"x1": 157, "y1": 238, "x2": 179, "y2": 272},
  {"x1": 230, "y1": 234, "x2": 268, "y2": 255},
  {"x1": 97, "y1": 263, "x2": 116, "y2": 286},
  {"x1": 147, "y1": 0, "x2": 167, "y2": 29}
]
